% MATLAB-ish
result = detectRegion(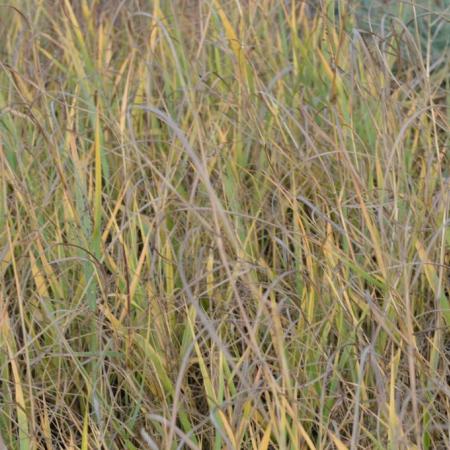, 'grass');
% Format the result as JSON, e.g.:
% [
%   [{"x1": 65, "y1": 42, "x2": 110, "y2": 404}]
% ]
[{"x1": 0, "y1": 0, "x2": 448, "y2": 448}]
